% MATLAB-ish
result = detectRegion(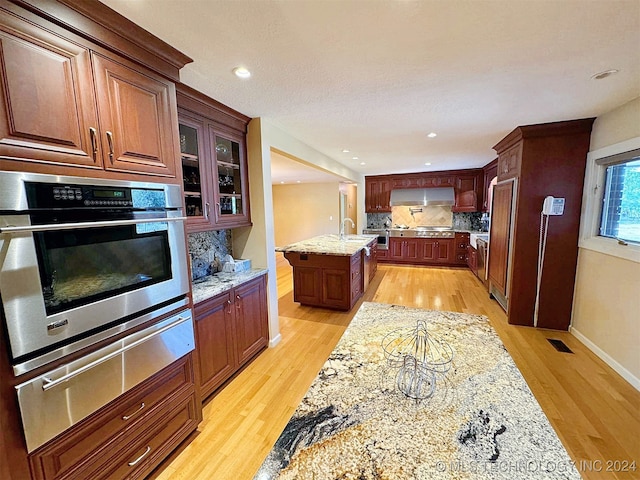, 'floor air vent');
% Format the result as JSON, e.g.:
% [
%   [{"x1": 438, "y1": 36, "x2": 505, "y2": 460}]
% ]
[{"x1": 547, "y1": 339, "x2": 574, "y2": 354}]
